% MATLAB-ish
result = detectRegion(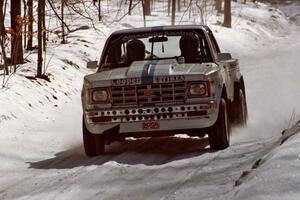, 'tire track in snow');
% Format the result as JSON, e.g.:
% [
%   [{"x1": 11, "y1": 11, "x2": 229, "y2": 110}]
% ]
[
  {"x1": 160, "y1": 151, "x2": 222, "y2": 200},
  {"x1": 0, "y1": 137, "x2": 186, "y2": 199},
  {"x1": 0, "y1": 136, "x2": 281, "y2": 200},
  {"x1": 90, "y1": 137, "x2": 210, "y2": 200}
]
